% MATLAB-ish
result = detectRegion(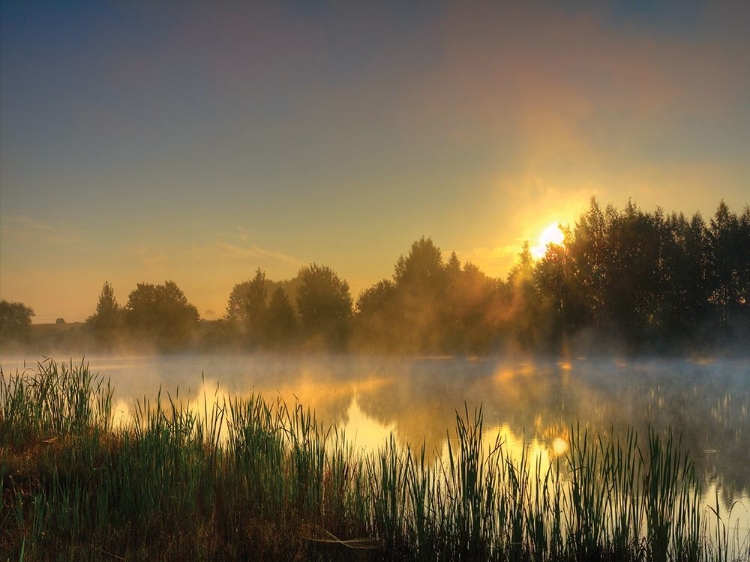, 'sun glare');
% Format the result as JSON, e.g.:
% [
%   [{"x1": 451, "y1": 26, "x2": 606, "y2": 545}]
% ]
[{"x1": 531, "y1": 222, "x2": 565, "y2": 259}]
